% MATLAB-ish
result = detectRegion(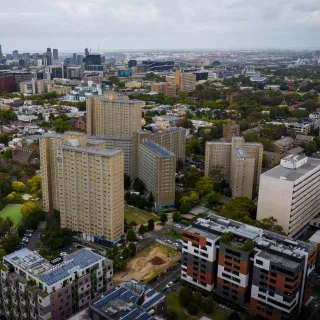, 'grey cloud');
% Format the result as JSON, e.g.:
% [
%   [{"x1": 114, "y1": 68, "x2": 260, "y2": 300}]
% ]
[{"x1": 1, "y1": 0, "x2": 320, "y2": 51}]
